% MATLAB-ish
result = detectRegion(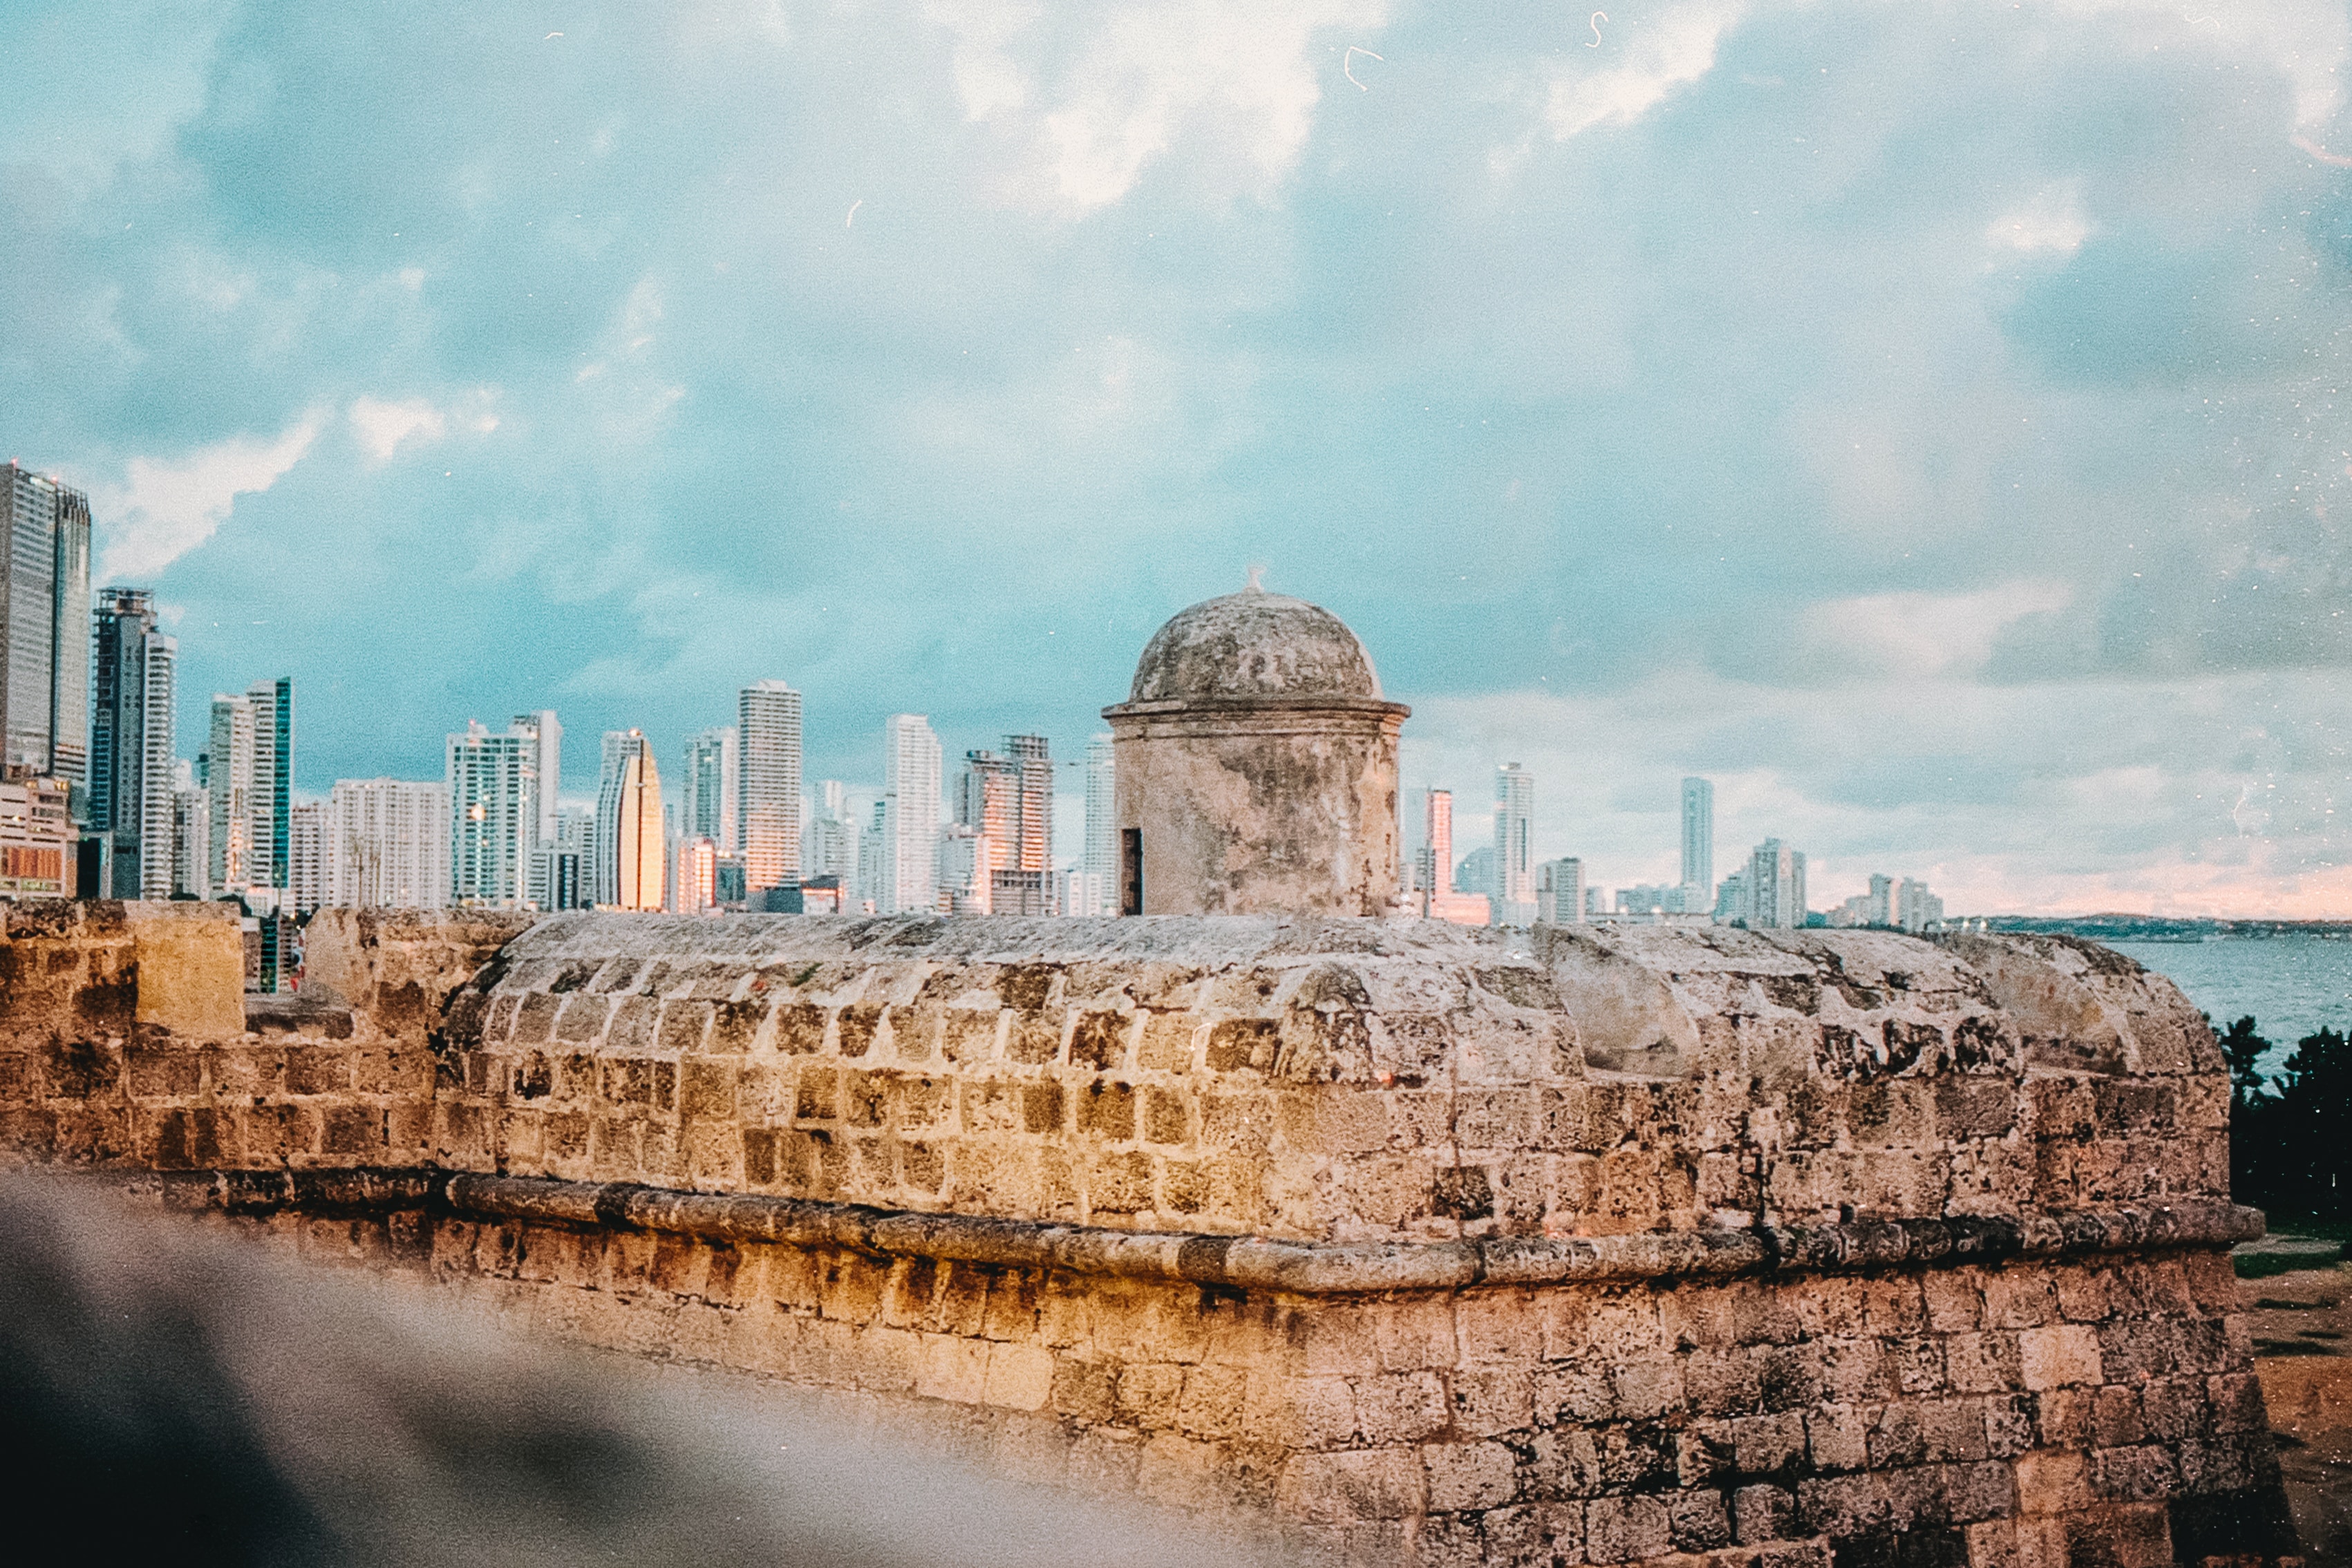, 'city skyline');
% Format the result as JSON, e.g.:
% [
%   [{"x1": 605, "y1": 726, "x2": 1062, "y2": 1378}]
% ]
[{"x1": 8, "y1": 5, "x2": 2348, "y2": 918}]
